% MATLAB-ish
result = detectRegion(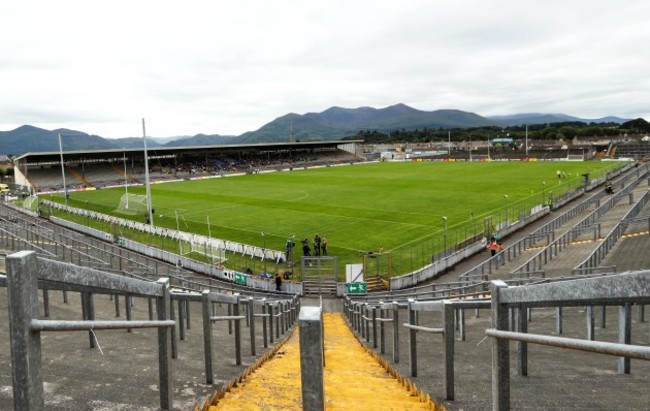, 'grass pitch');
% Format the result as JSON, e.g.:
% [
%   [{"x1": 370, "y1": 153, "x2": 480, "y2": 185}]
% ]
[{"x1": 59, "y1": 160, "x2": 620, "y2": 275}]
